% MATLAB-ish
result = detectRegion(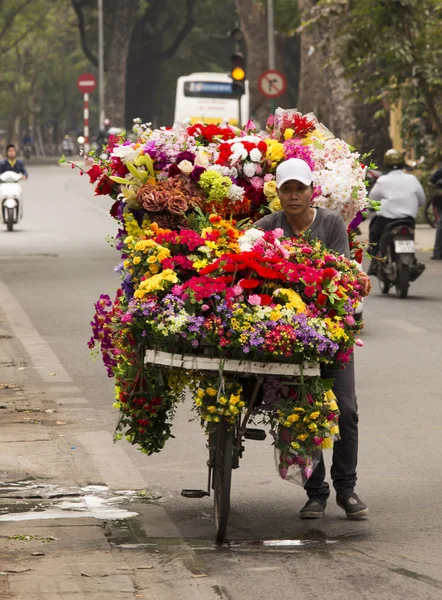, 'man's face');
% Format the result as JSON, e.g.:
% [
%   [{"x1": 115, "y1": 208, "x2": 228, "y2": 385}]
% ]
[
  {"x1": 277, "y1": 180, "x2": 313, "y2": 216},
  {"x1": 6, "y1": 147, "x2": 16, "y2": 160}
]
